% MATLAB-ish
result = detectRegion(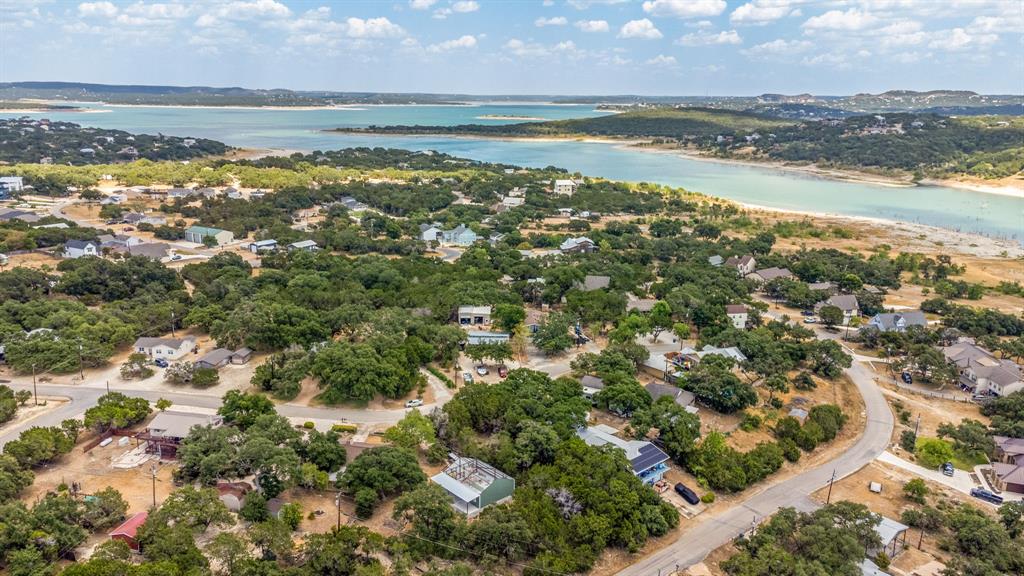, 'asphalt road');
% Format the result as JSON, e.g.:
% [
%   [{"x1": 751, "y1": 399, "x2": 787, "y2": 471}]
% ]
[{"x1": 616, "y1": 317, "x2": 895, "y2": 575}]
